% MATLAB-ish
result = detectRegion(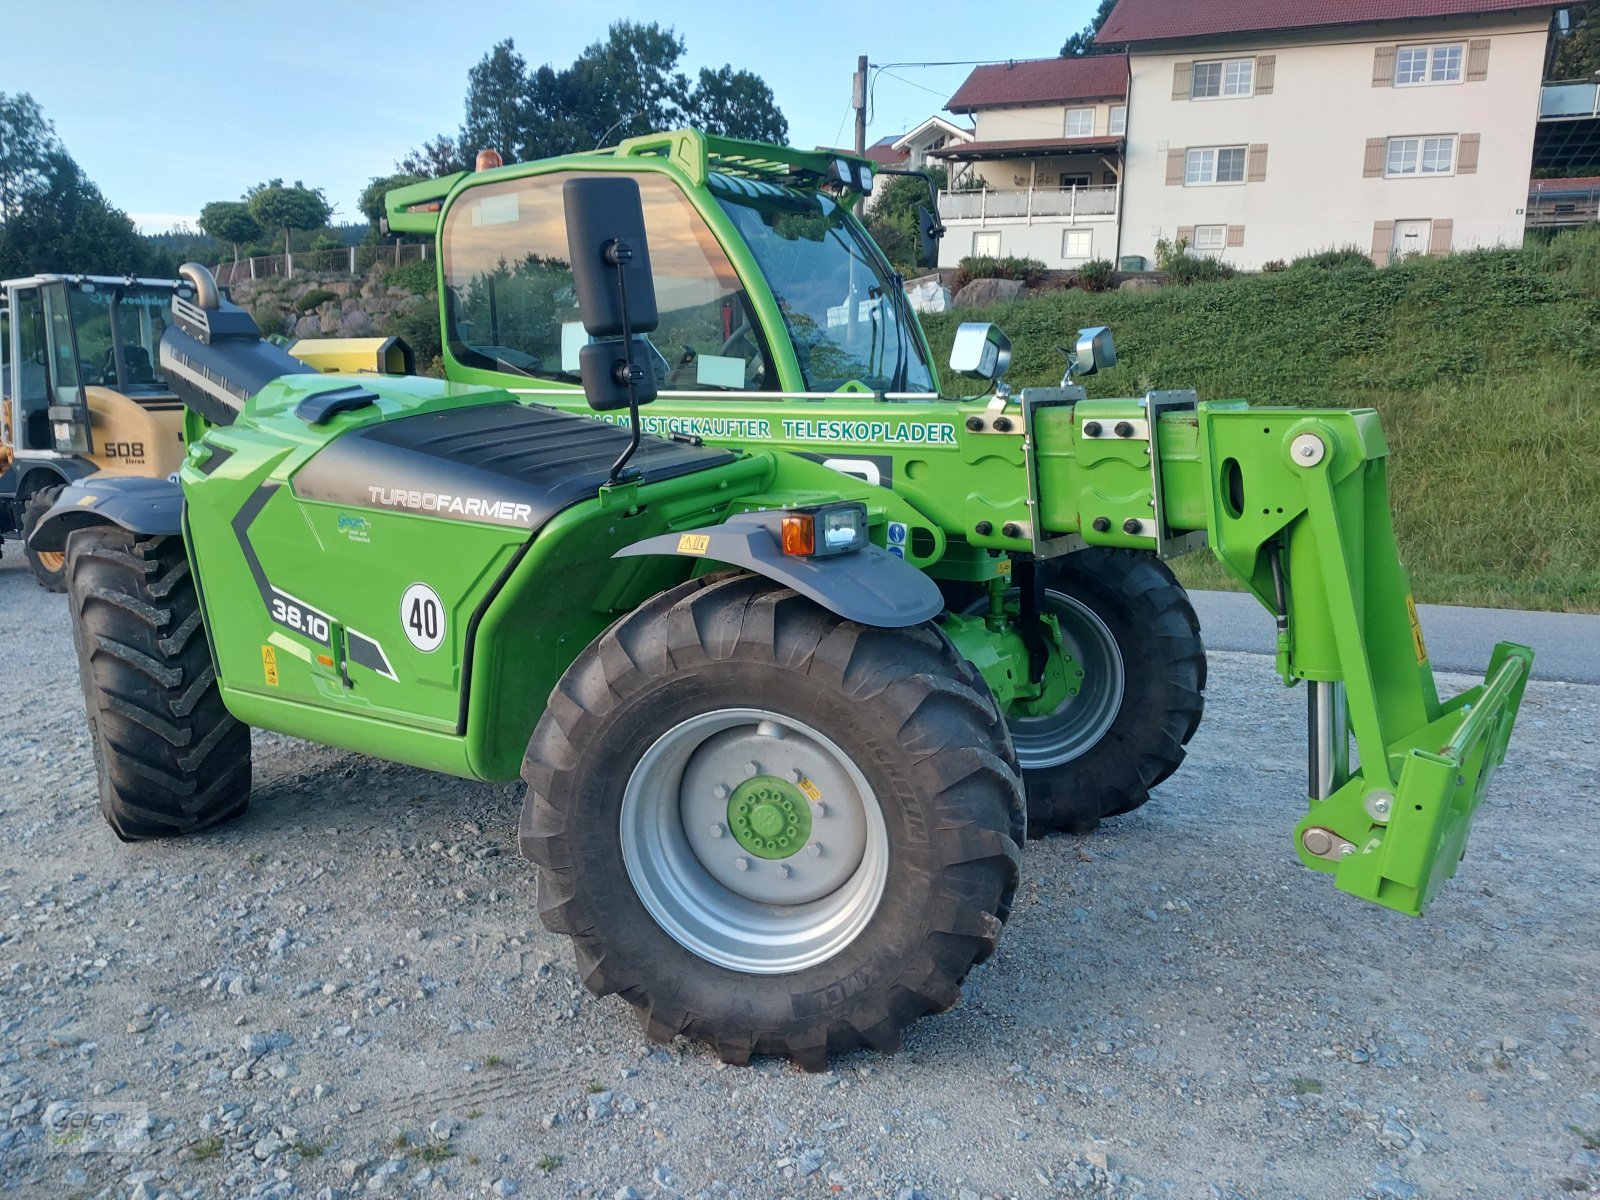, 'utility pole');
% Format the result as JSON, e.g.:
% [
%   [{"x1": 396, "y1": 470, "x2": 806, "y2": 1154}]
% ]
[{"x1": 853, "y1": 55, "x2": 868, "y2": 213}]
